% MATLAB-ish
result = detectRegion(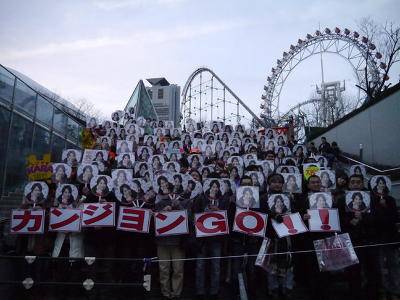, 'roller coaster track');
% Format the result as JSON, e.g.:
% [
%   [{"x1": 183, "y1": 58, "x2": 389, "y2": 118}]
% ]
[{"x1": 182, "y1": 67, "x2": 265, "y2": 127}]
